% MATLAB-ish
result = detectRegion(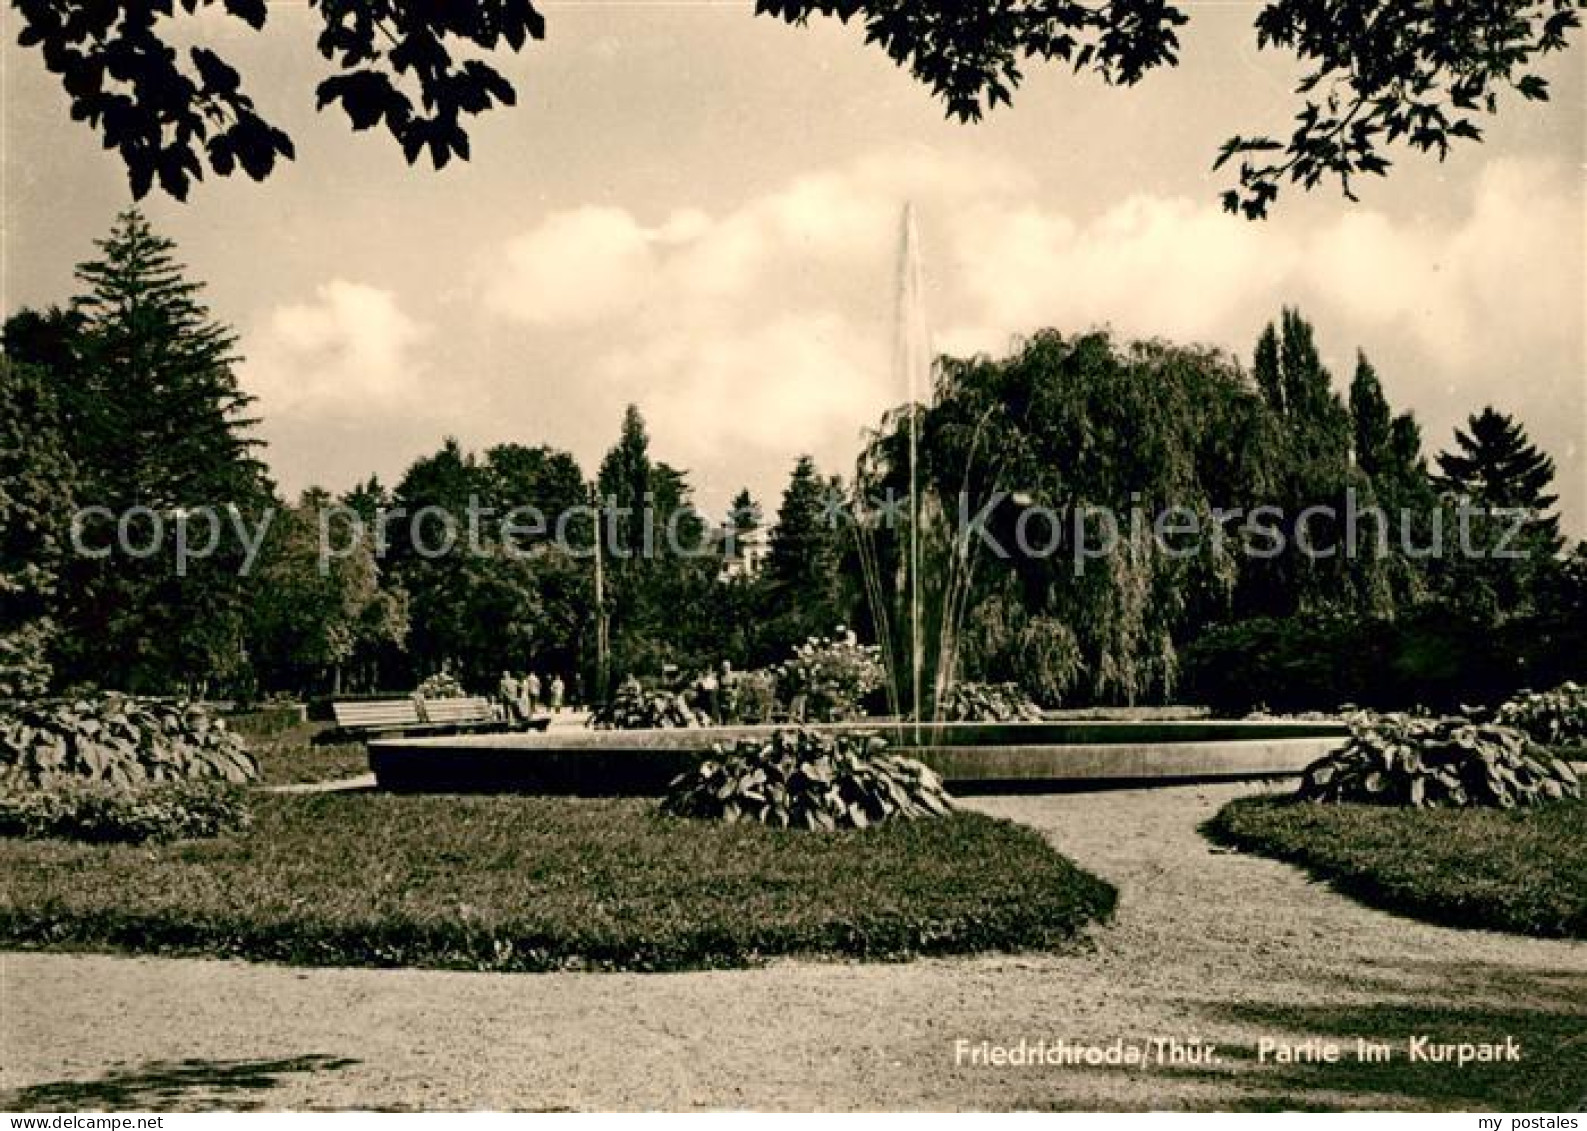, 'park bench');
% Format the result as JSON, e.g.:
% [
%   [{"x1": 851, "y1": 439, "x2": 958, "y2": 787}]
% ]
[
  {"x1": 328, "y1": 695, "x2": 550, "y2": 740},
  {"x1": 331, "y1": 698, "x2": 425, "y2": 736}
]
